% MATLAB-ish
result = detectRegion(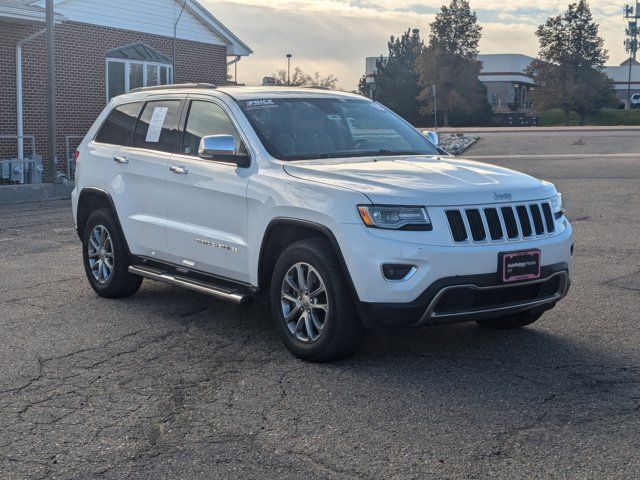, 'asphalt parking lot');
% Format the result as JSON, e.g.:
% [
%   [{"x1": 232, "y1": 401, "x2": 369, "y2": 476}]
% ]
[{"x1": 1, "y1": 132, "x2": 639, "y2": 479}]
